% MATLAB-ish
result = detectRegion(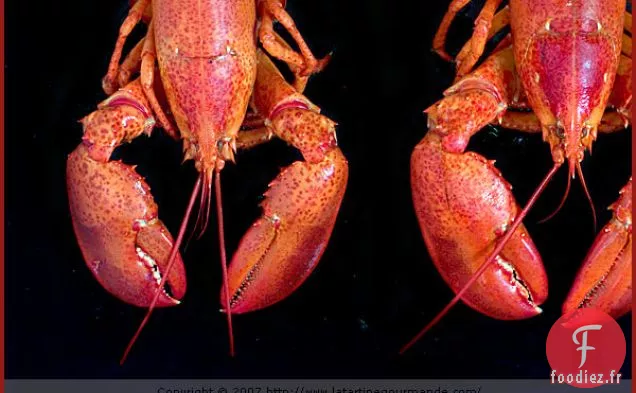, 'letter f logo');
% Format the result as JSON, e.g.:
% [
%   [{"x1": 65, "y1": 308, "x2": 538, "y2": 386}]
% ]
[{"x1": 573, "y1": 324, "x2": 603, "y2": 368}]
